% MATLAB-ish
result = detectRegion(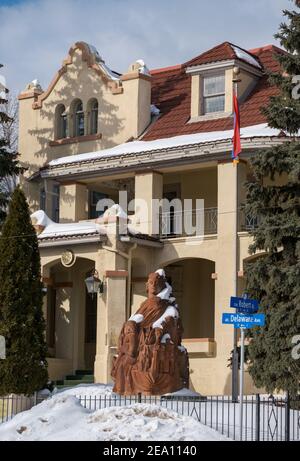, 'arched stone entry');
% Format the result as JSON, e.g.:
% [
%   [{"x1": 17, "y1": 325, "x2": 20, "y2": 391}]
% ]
[
  {"x1": 84, "y1": 274, "x2": 97, "y2": 369},
  {"x1": 43, "y1": 256, "x2": 97, "y2": 376},
  {"x1": 163, "y1": 258, "x2": 215, "y2": 339}
]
